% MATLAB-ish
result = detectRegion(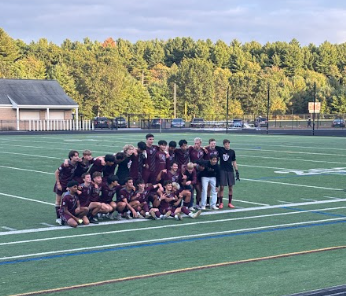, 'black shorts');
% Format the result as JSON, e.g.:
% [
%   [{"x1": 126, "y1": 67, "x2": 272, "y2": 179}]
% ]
[{"x1": 220, "y1": 170, "x2": 235, "y2": 186}]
